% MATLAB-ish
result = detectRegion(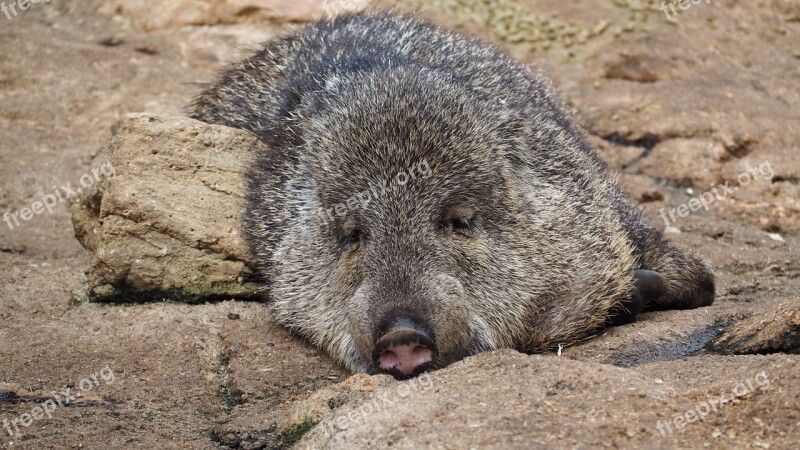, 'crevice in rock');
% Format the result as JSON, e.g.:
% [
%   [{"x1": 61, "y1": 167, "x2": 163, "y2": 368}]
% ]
[
  {"x1": 0, "y1": 390, "x2": 123, "y2": 408},
  {"x1": 86, "y1": 283, "x2": 263, "y2": 305},
  {"x1": 210, "y1": 425, "x2": 284, "y2": 450},
  {"x1": 773, "y1": 176, "x2": 800, "y2": 185},
  {"x1": 0, "y1": 244, "x2": 27, "y2": 254},
  {"x1": 707, "y1": 299, "x2": 800, "y2": 355},
  {"x1": 212, "y1": 345, "x2": 245, "y2": 415},
  {"x1": 723, "y1": 137, "x2": 756, "y2": 159},
  {"x1": 597, "y1": 132, "x2": 664, "y2": 157},
  {"x1": 607, "y1": 322, "x2": 730, "y2": 367}
]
